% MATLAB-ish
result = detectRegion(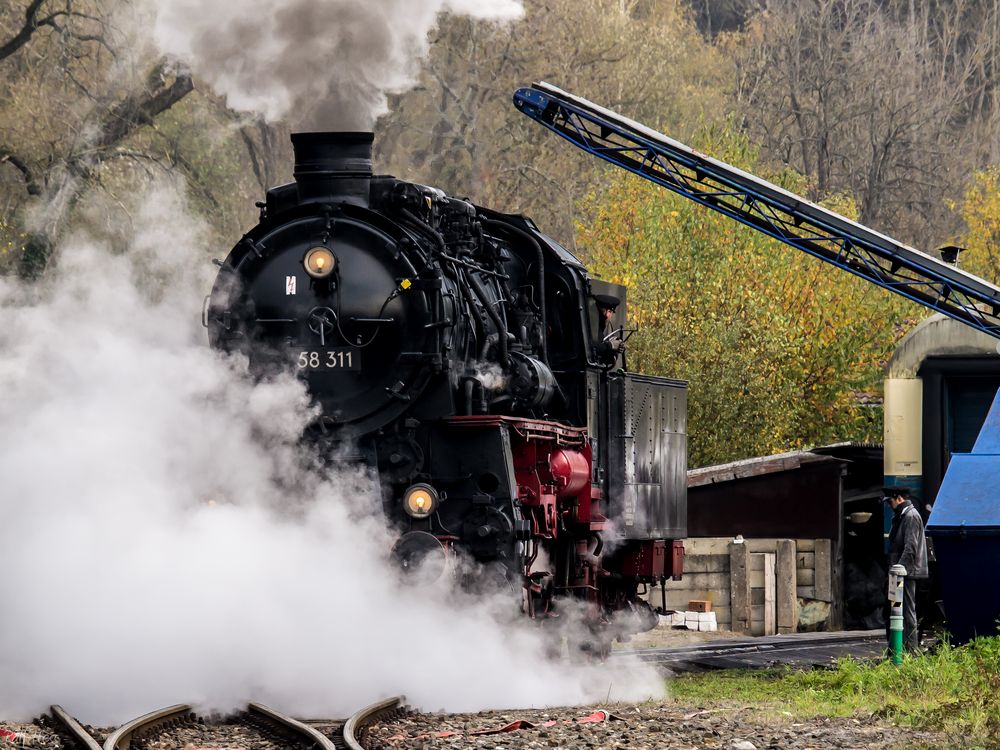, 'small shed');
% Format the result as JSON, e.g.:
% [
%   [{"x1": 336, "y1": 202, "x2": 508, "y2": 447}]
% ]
[
  {"x1": 687, "y1": 451, "x2": 846, "y2": 540},
  {"x1": 646, "y1": 451, "x2": 845, "y2": 634},
  {"x1": 652, "y1": 446, "x2": 886, "y2": 635}
]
